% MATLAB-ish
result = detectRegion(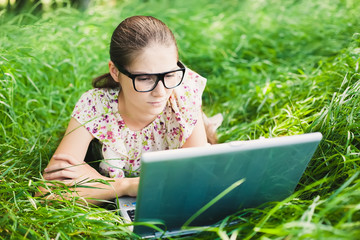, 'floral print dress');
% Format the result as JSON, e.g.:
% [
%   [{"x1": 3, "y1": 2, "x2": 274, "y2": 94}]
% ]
[{"x1": 71, "y1": 68, "x2": 206, "y2": 178}]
